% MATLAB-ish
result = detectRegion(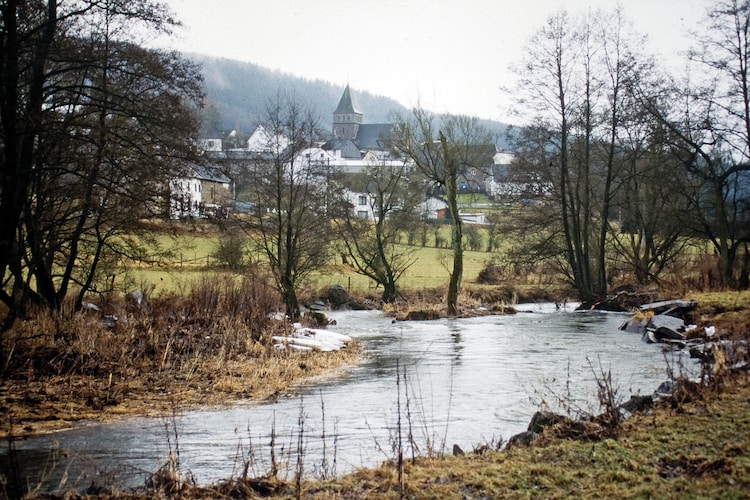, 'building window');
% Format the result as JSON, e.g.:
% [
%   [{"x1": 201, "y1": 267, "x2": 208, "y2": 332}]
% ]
[
  {"x1": 357, "y1": 210, "x2": 369, "y2": 219},
  {"x1": 358, "y1": 195, "x2": 367, "y2": 205}
]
